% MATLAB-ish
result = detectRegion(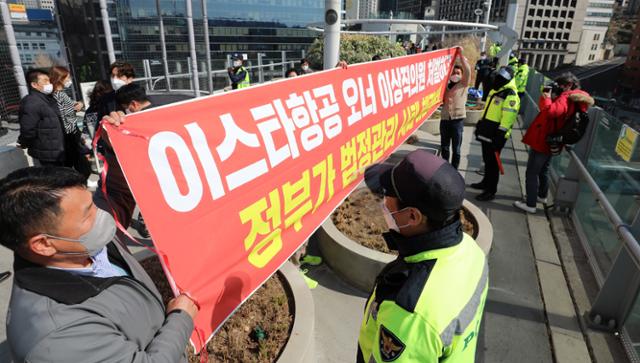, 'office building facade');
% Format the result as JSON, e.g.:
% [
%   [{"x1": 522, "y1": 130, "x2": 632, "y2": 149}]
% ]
[
  {"x1": 622, "y1": 17, "x2": 640, "y2": 91},
  {"x1": 574, "y1": 1, "x2": 615, "y2": 65},
  {"x1": 516, "y1": 0, "x2": 588, "y2": 71},
  {"x1": 58, "y1": 0, "x2": 322, "y2": 90},
  {"x1": 359, "y1": 0, "x2": 379, "y2": 18}
]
